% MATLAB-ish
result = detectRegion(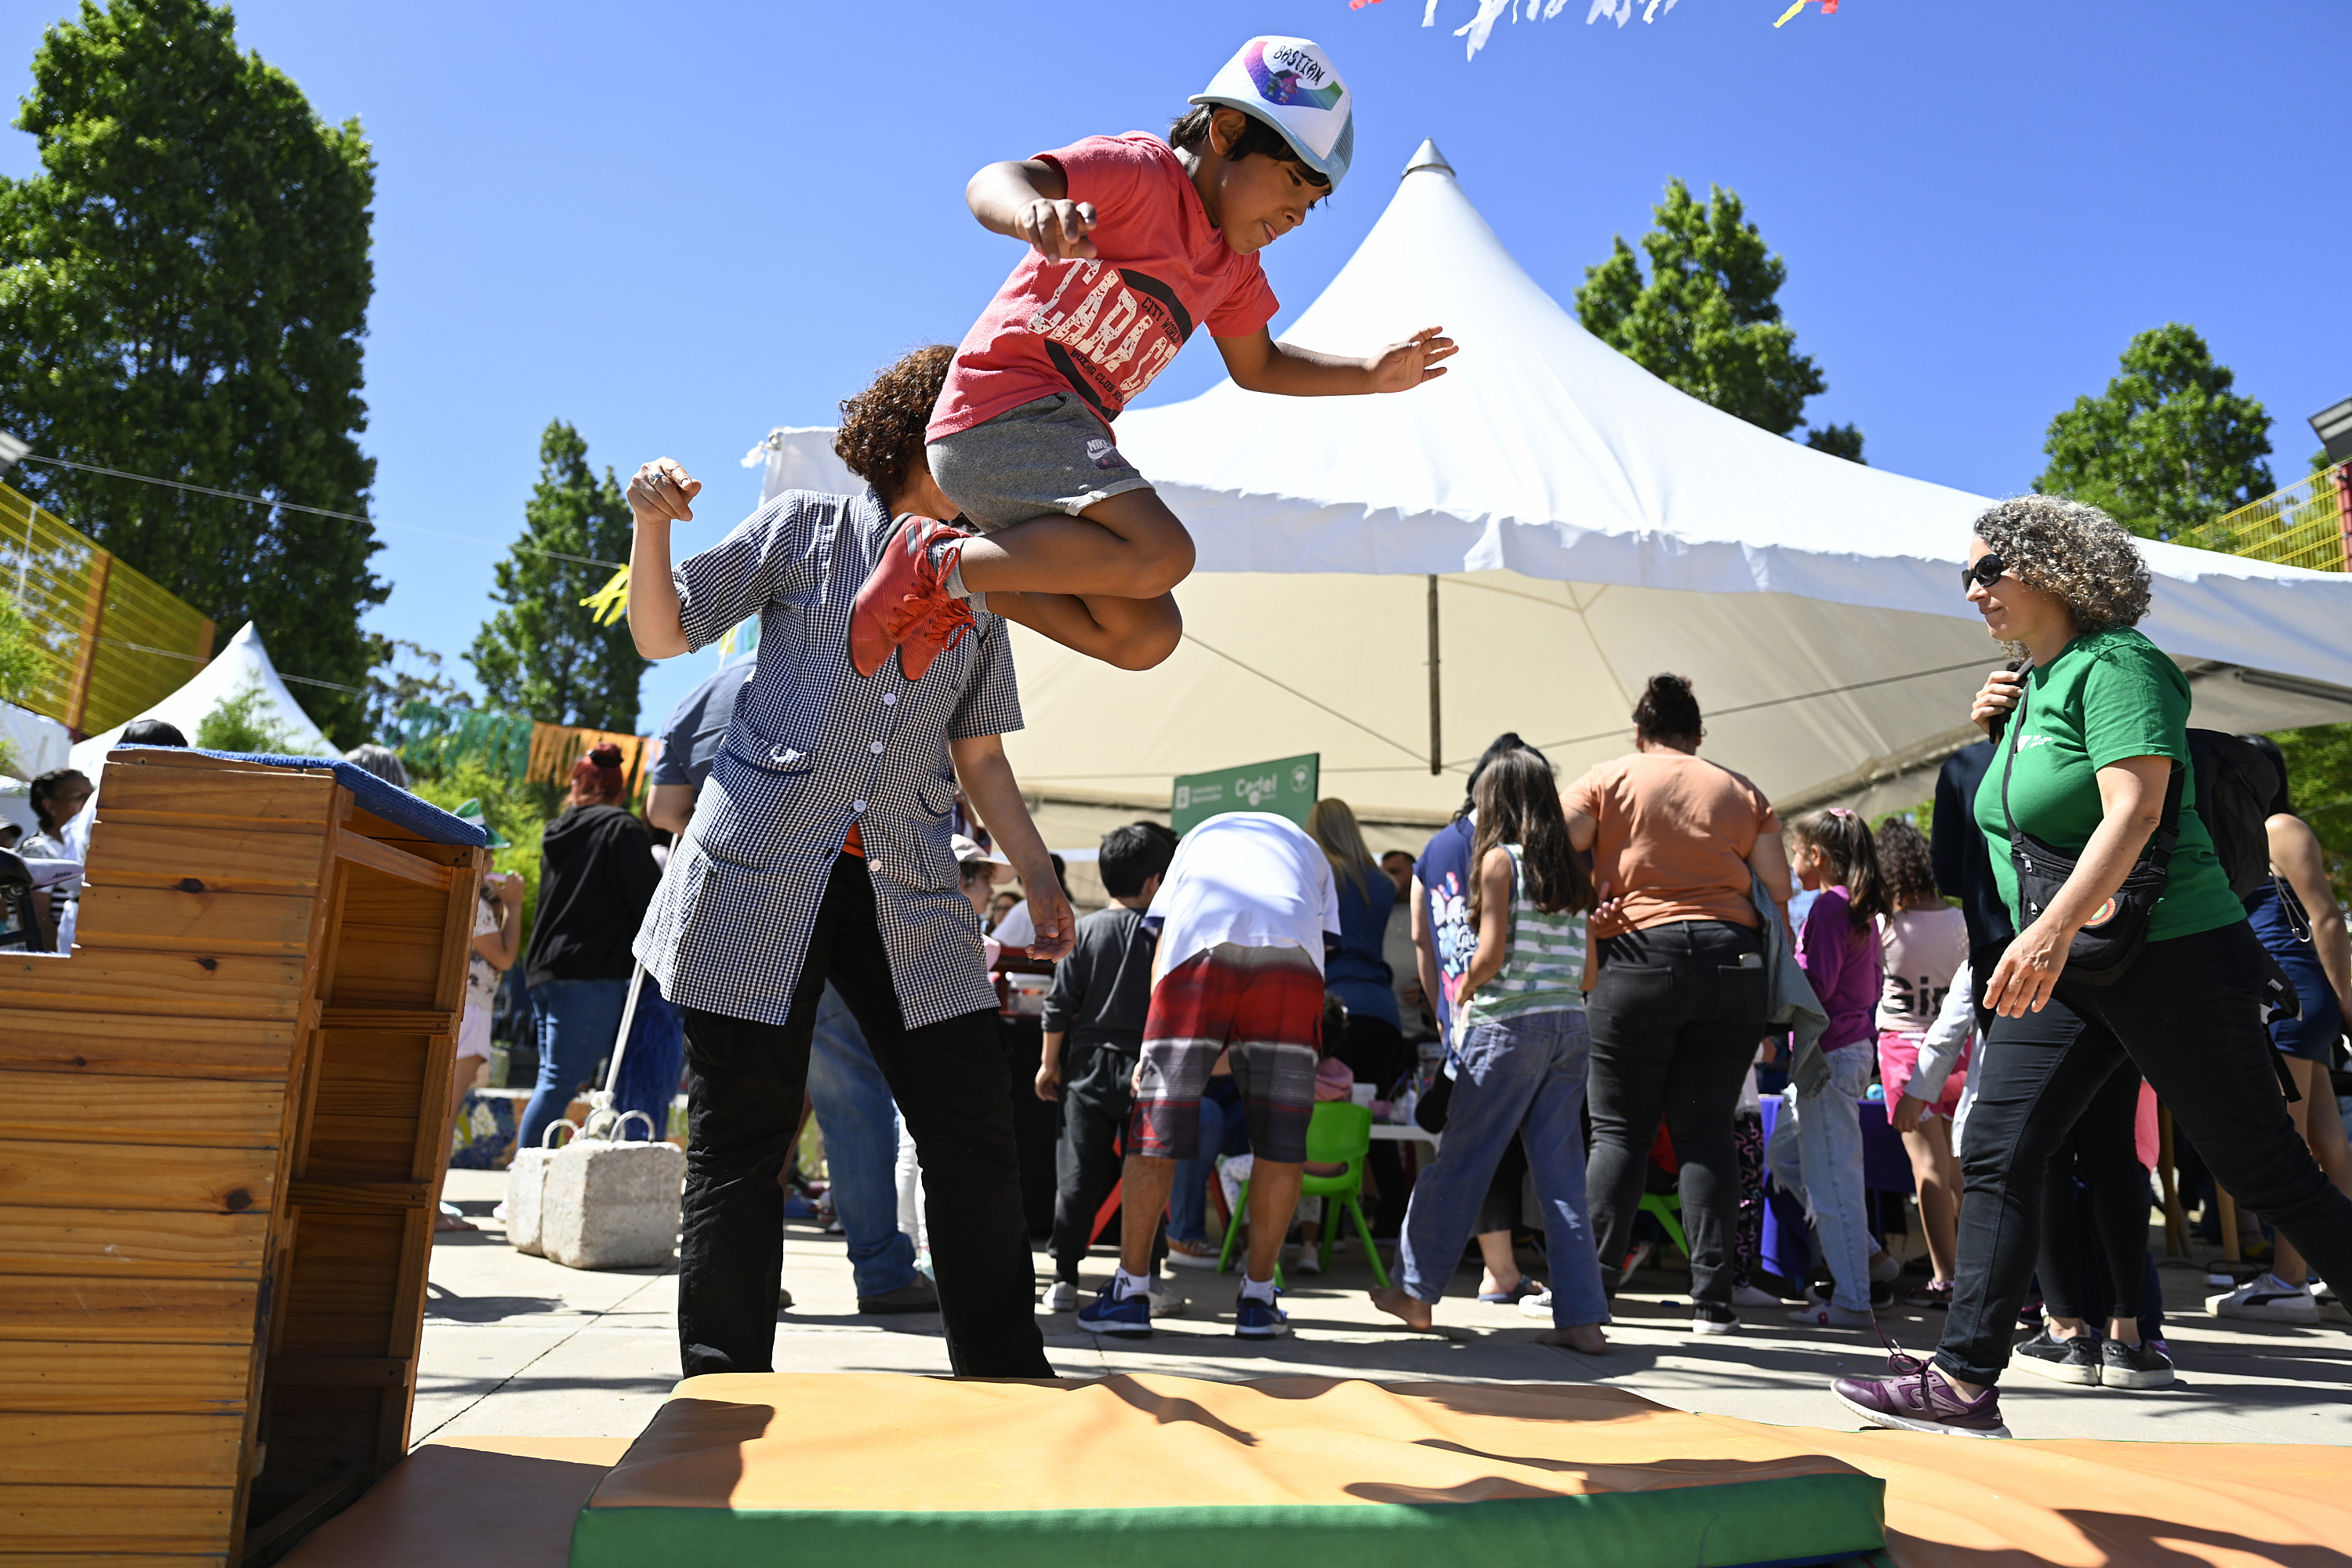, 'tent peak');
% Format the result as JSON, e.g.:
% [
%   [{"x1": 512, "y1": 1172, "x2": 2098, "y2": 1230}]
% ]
[{"x1": 1402, "y1": 138, "x2": 1454, "y2": 180}]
